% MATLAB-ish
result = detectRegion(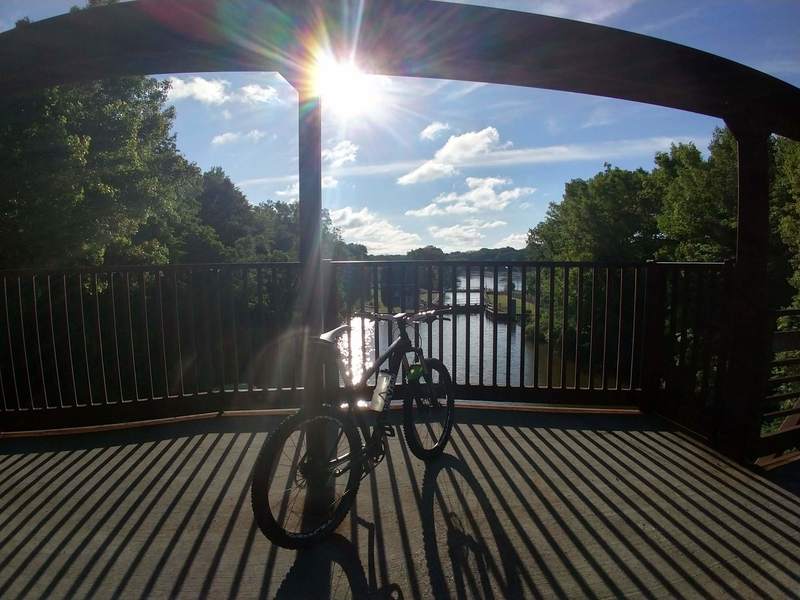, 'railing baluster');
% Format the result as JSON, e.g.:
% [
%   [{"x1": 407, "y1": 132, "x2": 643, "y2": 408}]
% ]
[
  {"x1": 547, "y1": 266, "x2": 554, "y2": 389},
  {"x1": 230, "y1": 268, "x2": 240, "y2": 396},
  {"x1": 519, "y1": 266, "x2": 527, "y2": 389},
  {"x1": 255, "y1": 267, "x2": 264, "y2": 391},
  {"x1": 588, "y1": 266, "x2": 596, "y2": 390},
  {"x1": 689, "y1": 270, "x2": 704, "y2": 395},
  {"x1": 413, "y1": 265, "x2": 420, "y2": 349},
  {"x1": 628, "y1": 267, "x2": 639, "y2": 391},
  {"x1": 561, "y1": 266, "x2": 568, "y2": 389},
  {"x1": 139, "y1": 272, "x2": 153, "y2": 400},
  {"x1": 156, "y1": 270, "x2": 169, "y2": 398},
  {"x1": 110, "y1": 273, "x2": 124, "y2": 402},
  {"x1": 574, "y1": 266, "x2": 583, "y2": 389},
  {"x1": 616, "y1": 267, "x2": 624, "y2": 390},
  {"x1": 506, "y1": 265, "x2": 512, "y2": 388},
  {"x1": 373, "y1": 265, "x2": 380, "y2": 371},
  {"x1": 359, "y1": 265, "x2": 367, "y2": 380},
  {"x1": 427, "y1": 265, "x2": 433, "y2": 362},
  {"x1": 601, "y1": 267, "x2": 610, "y2": 391},
  {"x1": 533, "y1": 265, "x2": 541, "y2": 388},
  {"x1": 125, "y1": 273, "x2": 138, "y2": 401},
  {"x1": 46, "y1": 275, "x2": 64, "y2": 407},
  {"x1": 678, "y1": 269, "x2": 690, "y2": 370},
  {"x1": 188, "y1": 269, "x2": 199, "y2": 395},
  {"x1": 32, "y1": 275, "x2": 48, "y2": 409},
  {"x1": 438, "y1": 263, "x2": 444, "y2": 362},
  {"x1": 216, "y1": 268, "x2": 225, "y2": 393},
  {"x1": 4, "y1": 277, "x2": 20, "y2": 409},
  {"x1": 173, "y1": 270, "x2": 185, "y2": 397},
  {"x1": 465, "y1": 265, "x2": 471, "y2": 386},
  {"x1": 452, "y1": 265, "x2": 457, "y2": 384},
  {"x1": 492, "y1": 265, "x2": 499, "y2": 387},
  {"x1": 78, "y1": 273, "x2": 93, "y2": 406},
  {"x1": 92, "y1": 272, "x2": 109, "y2": 404},
  {"x1": 479, "y1": 264, "x2": 485, "y2": 386}
]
